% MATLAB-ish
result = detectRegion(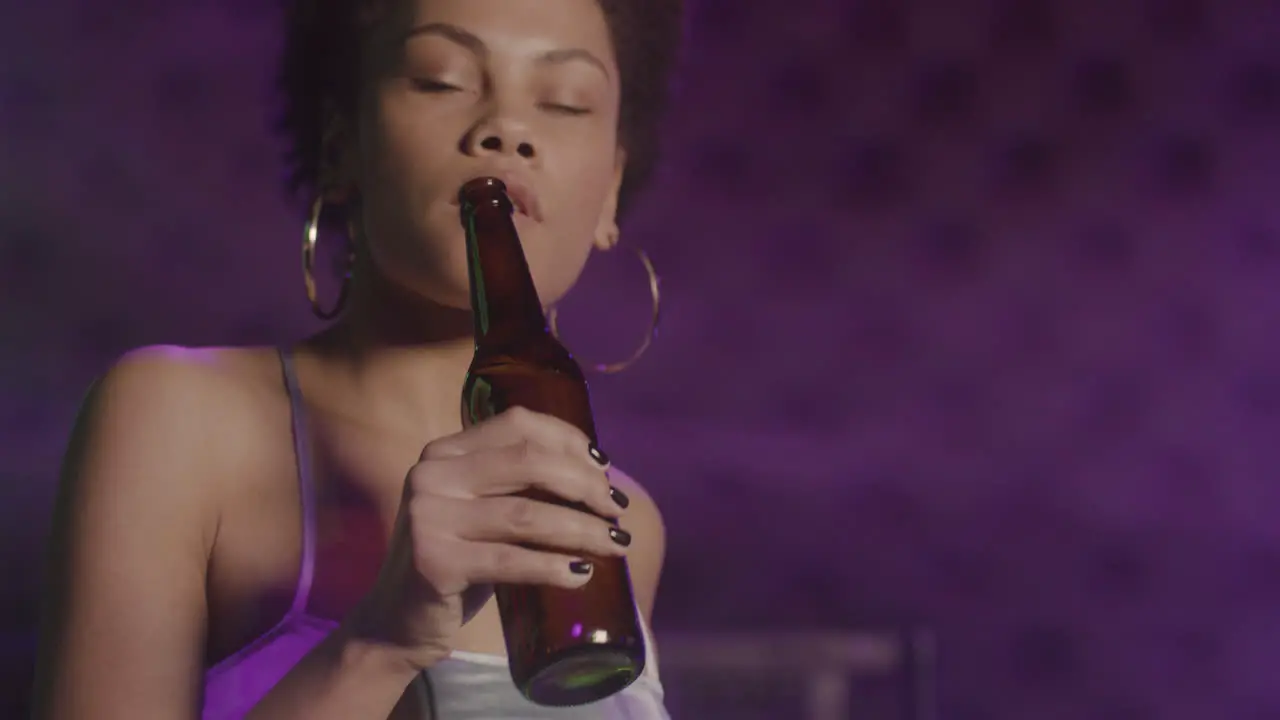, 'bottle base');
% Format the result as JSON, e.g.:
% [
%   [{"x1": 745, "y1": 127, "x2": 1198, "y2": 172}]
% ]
[{"x1": 521, "y1": 645, "x2": 643, "y2": 707}]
